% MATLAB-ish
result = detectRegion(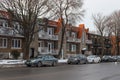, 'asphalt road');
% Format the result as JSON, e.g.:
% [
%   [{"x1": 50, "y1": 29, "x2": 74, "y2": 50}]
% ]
[{"x1": 0, "y1": 63, "x2": 120, "y2": 80}]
